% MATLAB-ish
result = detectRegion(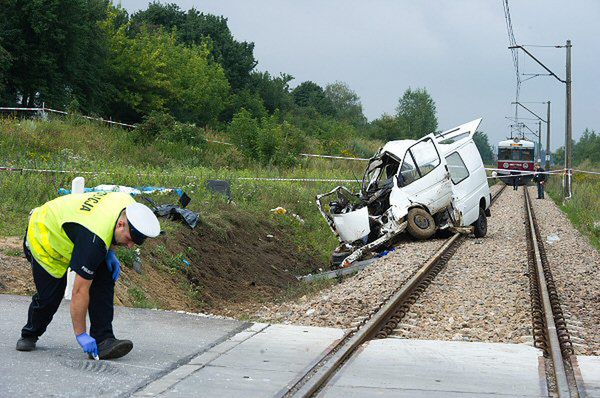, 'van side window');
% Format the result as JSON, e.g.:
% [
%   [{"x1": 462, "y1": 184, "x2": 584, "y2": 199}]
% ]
[
  {"x1": 409, "y1": 139, "x2": 440, "y2": 178},
  {"x1": 399, "y1": 153, "x2": 419, "y2": 186},
  {"x1": 446, "y1": 152, "x2": 470, "y2": 184}
]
